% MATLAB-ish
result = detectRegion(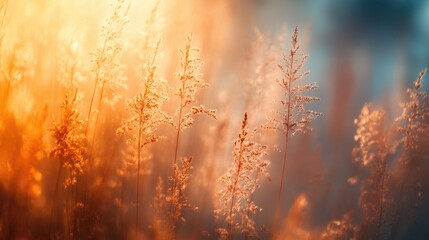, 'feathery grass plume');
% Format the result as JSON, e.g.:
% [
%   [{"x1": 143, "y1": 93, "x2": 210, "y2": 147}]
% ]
[
  {"x1": 51, "y1": 41, "x2": 84, "y2": 188},
  {"x1": 116, "y1": 43, "x2": 169, "y2": 228},
  {"x1": 352, "y1": 104, "x2": 390, "y2": 239},
  {"x1": 51, "y1": 88, "x2": 87, "y2": 189},
  {"x1": 321, "y1": 214, "x2": 357, "y2": 240},
  {"x1": 51, "y1": 39, "x2": 84, "y2": 218},
  {"x1": 173, "y1": 36, "x2": 216, "y2": 164},
  {"x1": 84, "y1": 1, "x2": 128, "y2": 212},
  {"x1": 216, "y1": 112, "x2": 269, "y2": 240},
  {"x1": 87, "y1": 0, "x2": 128, "y2": 125},
  {"x1": 390, "y1": 68, "x2": 429, "y2": 237},
  {"x1": 150, "y1": 164, "x2": 195, "y2": 240},
  {"x1": 268, "y1": 26, "x2": 321, "y2": 194},
  {"x1": 397, "y1": 68, "x2": 429, "y2": 154},
  {"x1": 166, "y1": 157, "x2": 196, "y2": 238},
  {"x1": 164, "y1": 37, "x2": 215, "y2": 237},
  {"x1": 352, "y1": 104, "x2": 387, "y2": 165},
  {"x1": 241, "y1": 140, "x2": 270, "y2": 240},
  {"x1": 49, "y1": 87, "x2": 87, "y2": 237}
]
